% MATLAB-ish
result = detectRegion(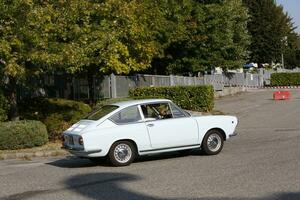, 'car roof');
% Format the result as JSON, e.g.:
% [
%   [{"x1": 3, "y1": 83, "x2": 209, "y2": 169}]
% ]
[{"x1": 111, "y1": 99, "x2": 172, "y2": 108}]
